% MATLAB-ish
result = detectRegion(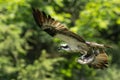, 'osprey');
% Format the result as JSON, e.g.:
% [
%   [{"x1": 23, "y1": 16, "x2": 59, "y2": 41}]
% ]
[{"x1": 32, "y1": 8, "x2": 109, "y2": 69}]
